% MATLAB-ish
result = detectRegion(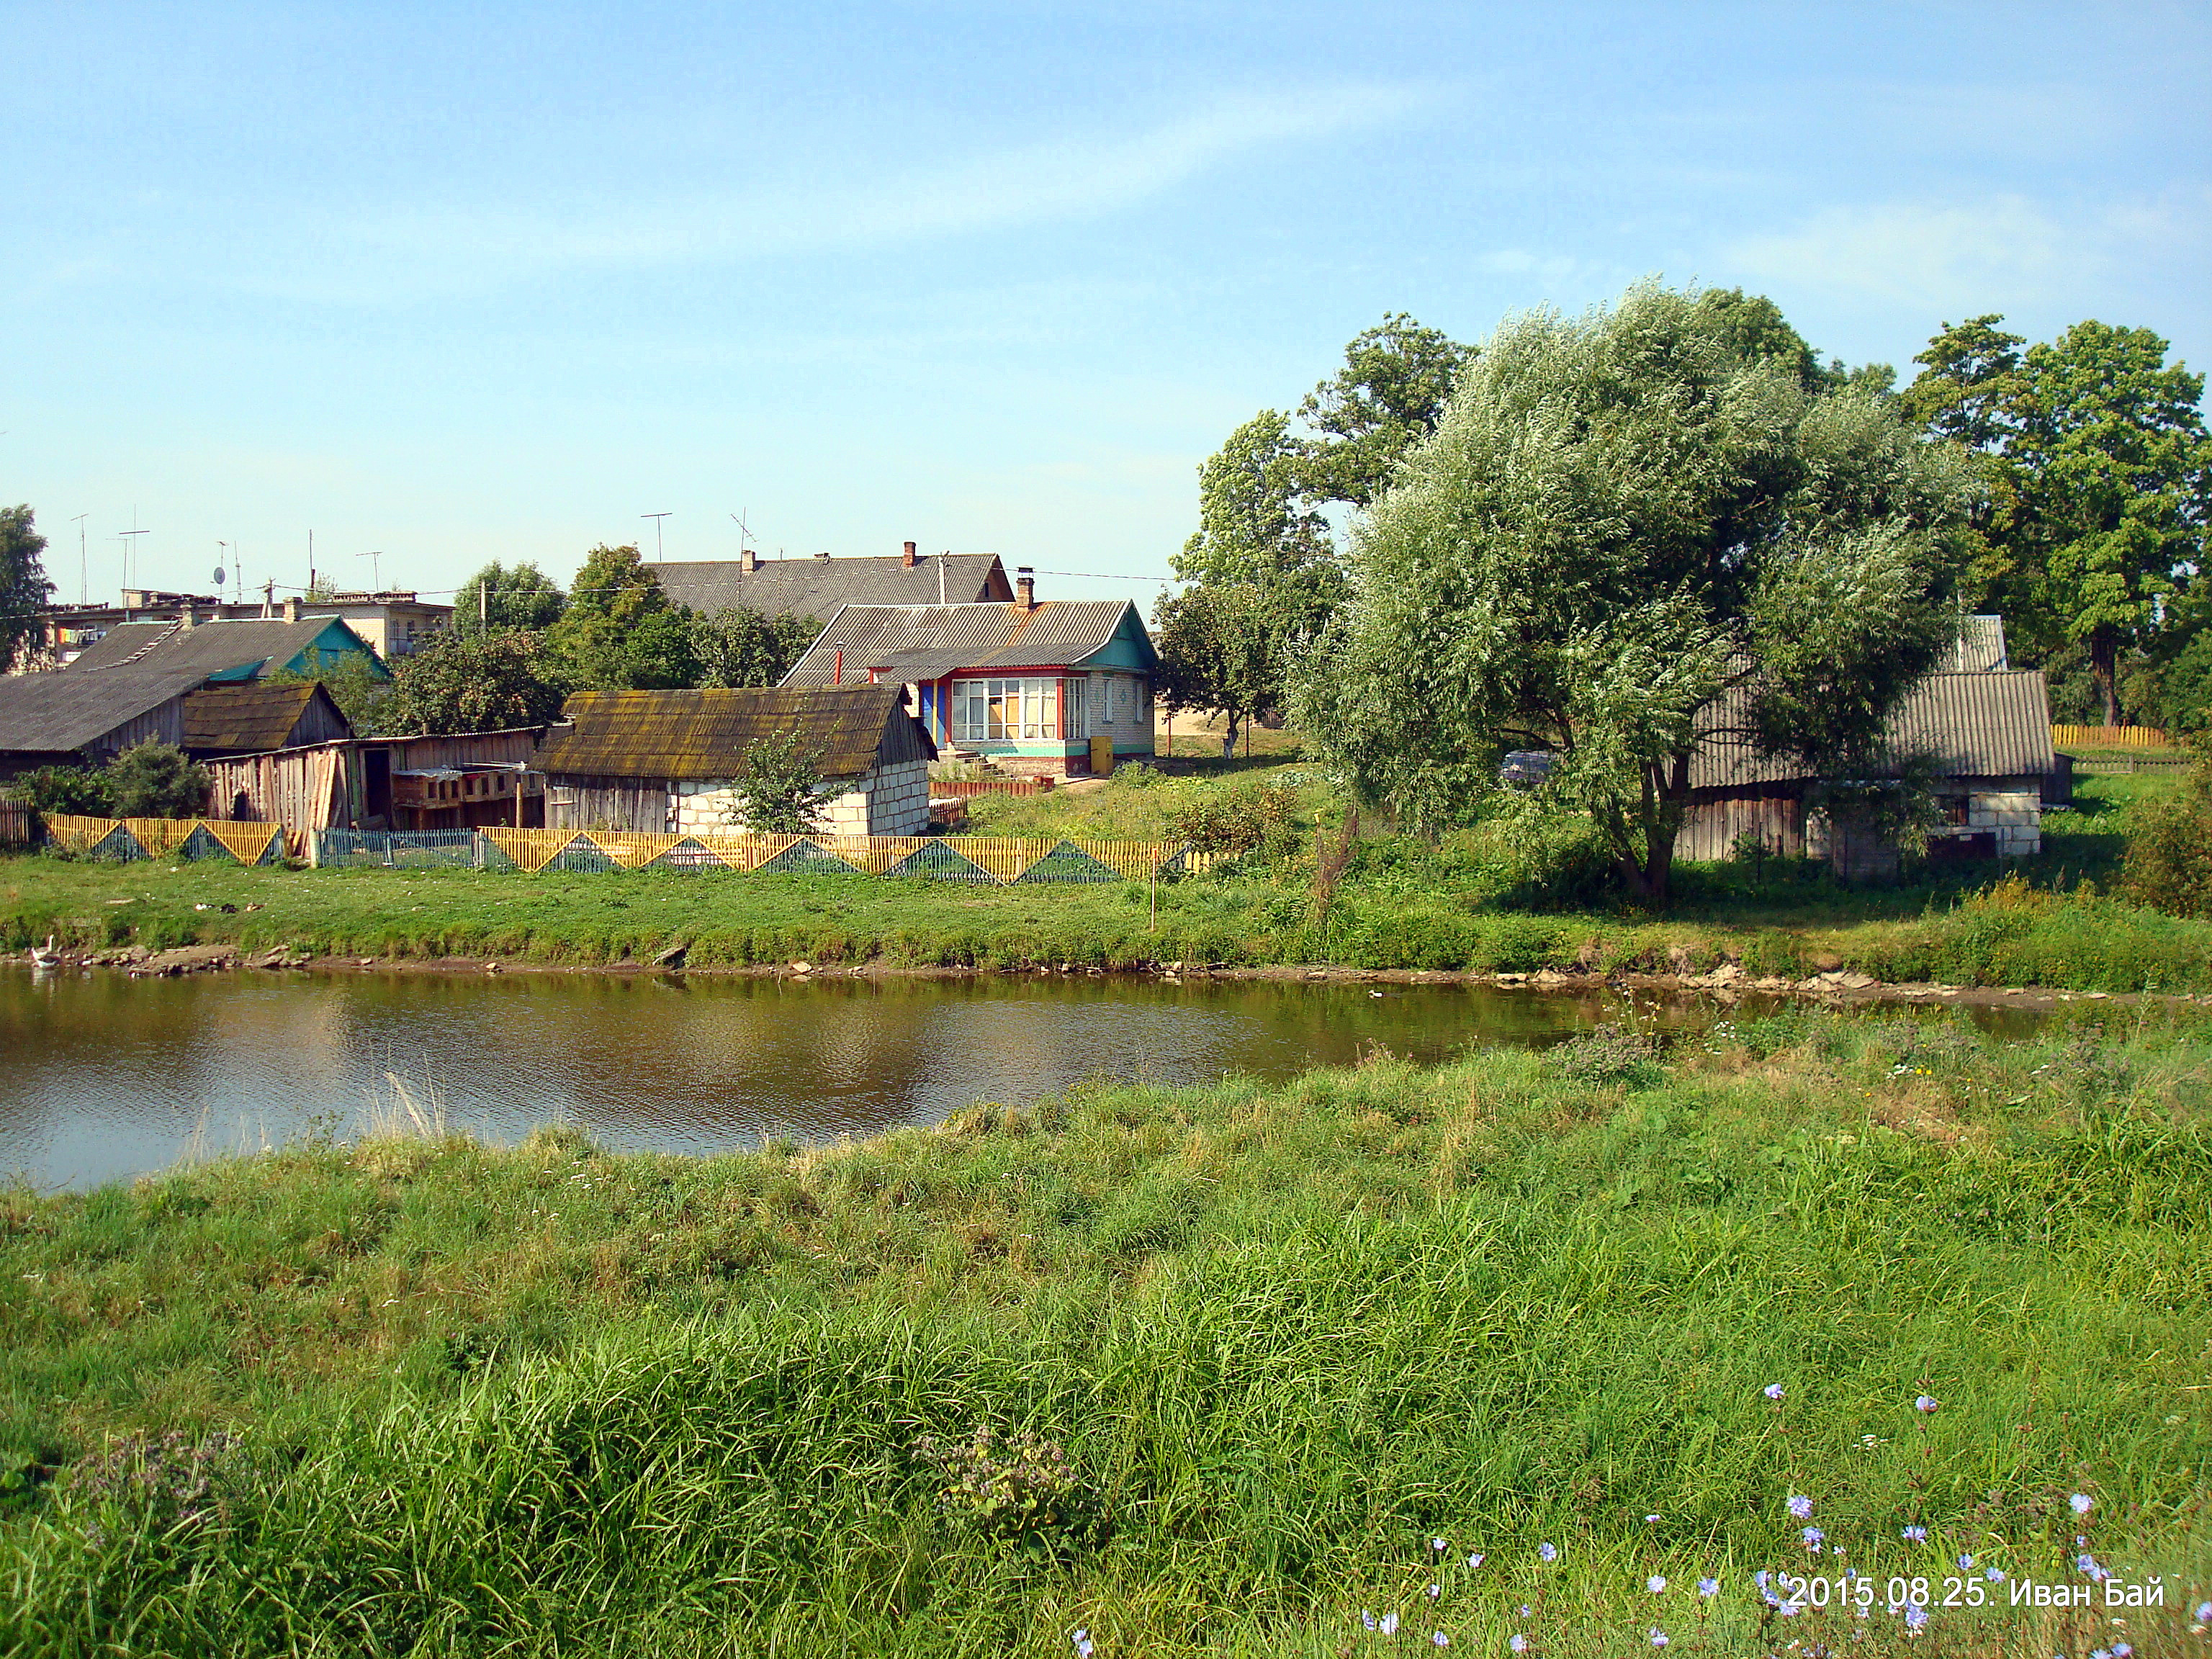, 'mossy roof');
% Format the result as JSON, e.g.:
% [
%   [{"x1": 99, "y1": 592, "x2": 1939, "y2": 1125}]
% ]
[{"x1": 532, "y1": 685, "x2": 934, "y2": 782}]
